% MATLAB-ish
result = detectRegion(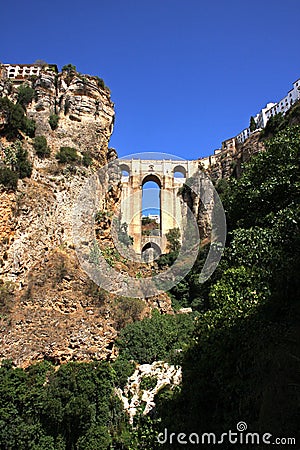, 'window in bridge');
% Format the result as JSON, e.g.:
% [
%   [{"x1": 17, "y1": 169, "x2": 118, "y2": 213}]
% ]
[
  {"x1": 120, "y1": 164, "x2": 130, "y2": 180},
  {"x1": 173, "y1": 165, "x2": 186, "y2": 181}
]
